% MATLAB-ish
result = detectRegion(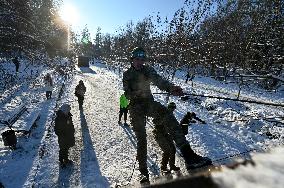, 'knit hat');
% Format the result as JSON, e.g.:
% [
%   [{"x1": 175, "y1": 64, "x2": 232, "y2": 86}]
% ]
[
  {"x1": 167, "y1": 102, "x2": 176, "y2": 109},
  {"x1": 60, "y1": 104, "x2": 71, "y2": 115}
]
